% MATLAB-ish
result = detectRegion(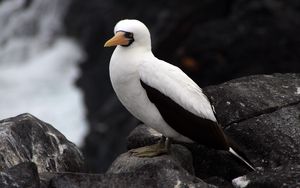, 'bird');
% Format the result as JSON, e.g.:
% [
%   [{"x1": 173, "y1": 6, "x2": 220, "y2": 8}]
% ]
[{"x1": 104, "y1": 19, "x2": 255, "y2": 171}]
